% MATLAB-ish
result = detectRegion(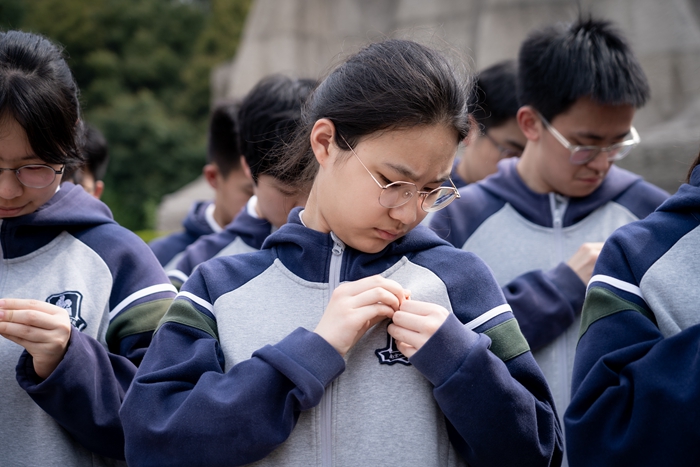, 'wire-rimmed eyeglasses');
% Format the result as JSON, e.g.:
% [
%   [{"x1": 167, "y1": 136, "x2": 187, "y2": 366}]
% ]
[
  {"x1": 339, "y1": 135, "x2": 460, "y2": 213},
  {"x1": 539, "y1": 113, "x2": 640, "y2": 165},
  {"x1": 0, "y1": 164, "x2": 64, "y2": 188}
]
